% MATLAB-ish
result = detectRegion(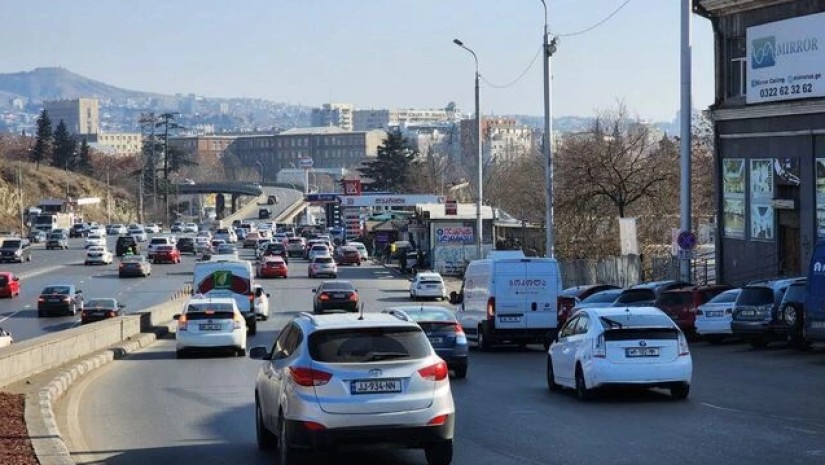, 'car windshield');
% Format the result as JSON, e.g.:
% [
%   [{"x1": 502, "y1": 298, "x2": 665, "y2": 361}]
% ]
[
  {"x1": 86, "y1": 299, "x2": 116, "y2": 308},
  {"x1": 122, "y1": 256, "x2": 145, "y2": 263},
  {"x1": 48, "y1": 233, "x2": 63, "y2": 239},
  {"x1": 738, "y1": 287, "x2": 774, "y2": 305},
  {"x1": 581, "y1": 289, "x2": 622, "y2": 304},
  {"x1": 43, "y1": 286, "x2": 70, "y2": 294},
  {"x1": 309, "y1": 327, "x2": 430, "y2": 363},
  {"x1": 2, "y1": 240, "x2": 22, "y2": 248},
  {"x1": 615, "y1": 289, "x2": 655, "y2": 304}
]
